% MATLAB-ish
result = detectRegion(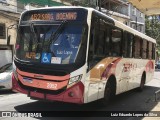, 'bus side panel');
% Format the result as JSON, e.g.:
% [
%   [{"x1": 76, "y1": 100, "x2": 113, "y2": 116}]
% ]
[
  {"x1": 115, "y1": 59, "x2": 154, "y2": 94},
  {"x1": 85, "y1": 57, "x2": 155, "y2": 103}
]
